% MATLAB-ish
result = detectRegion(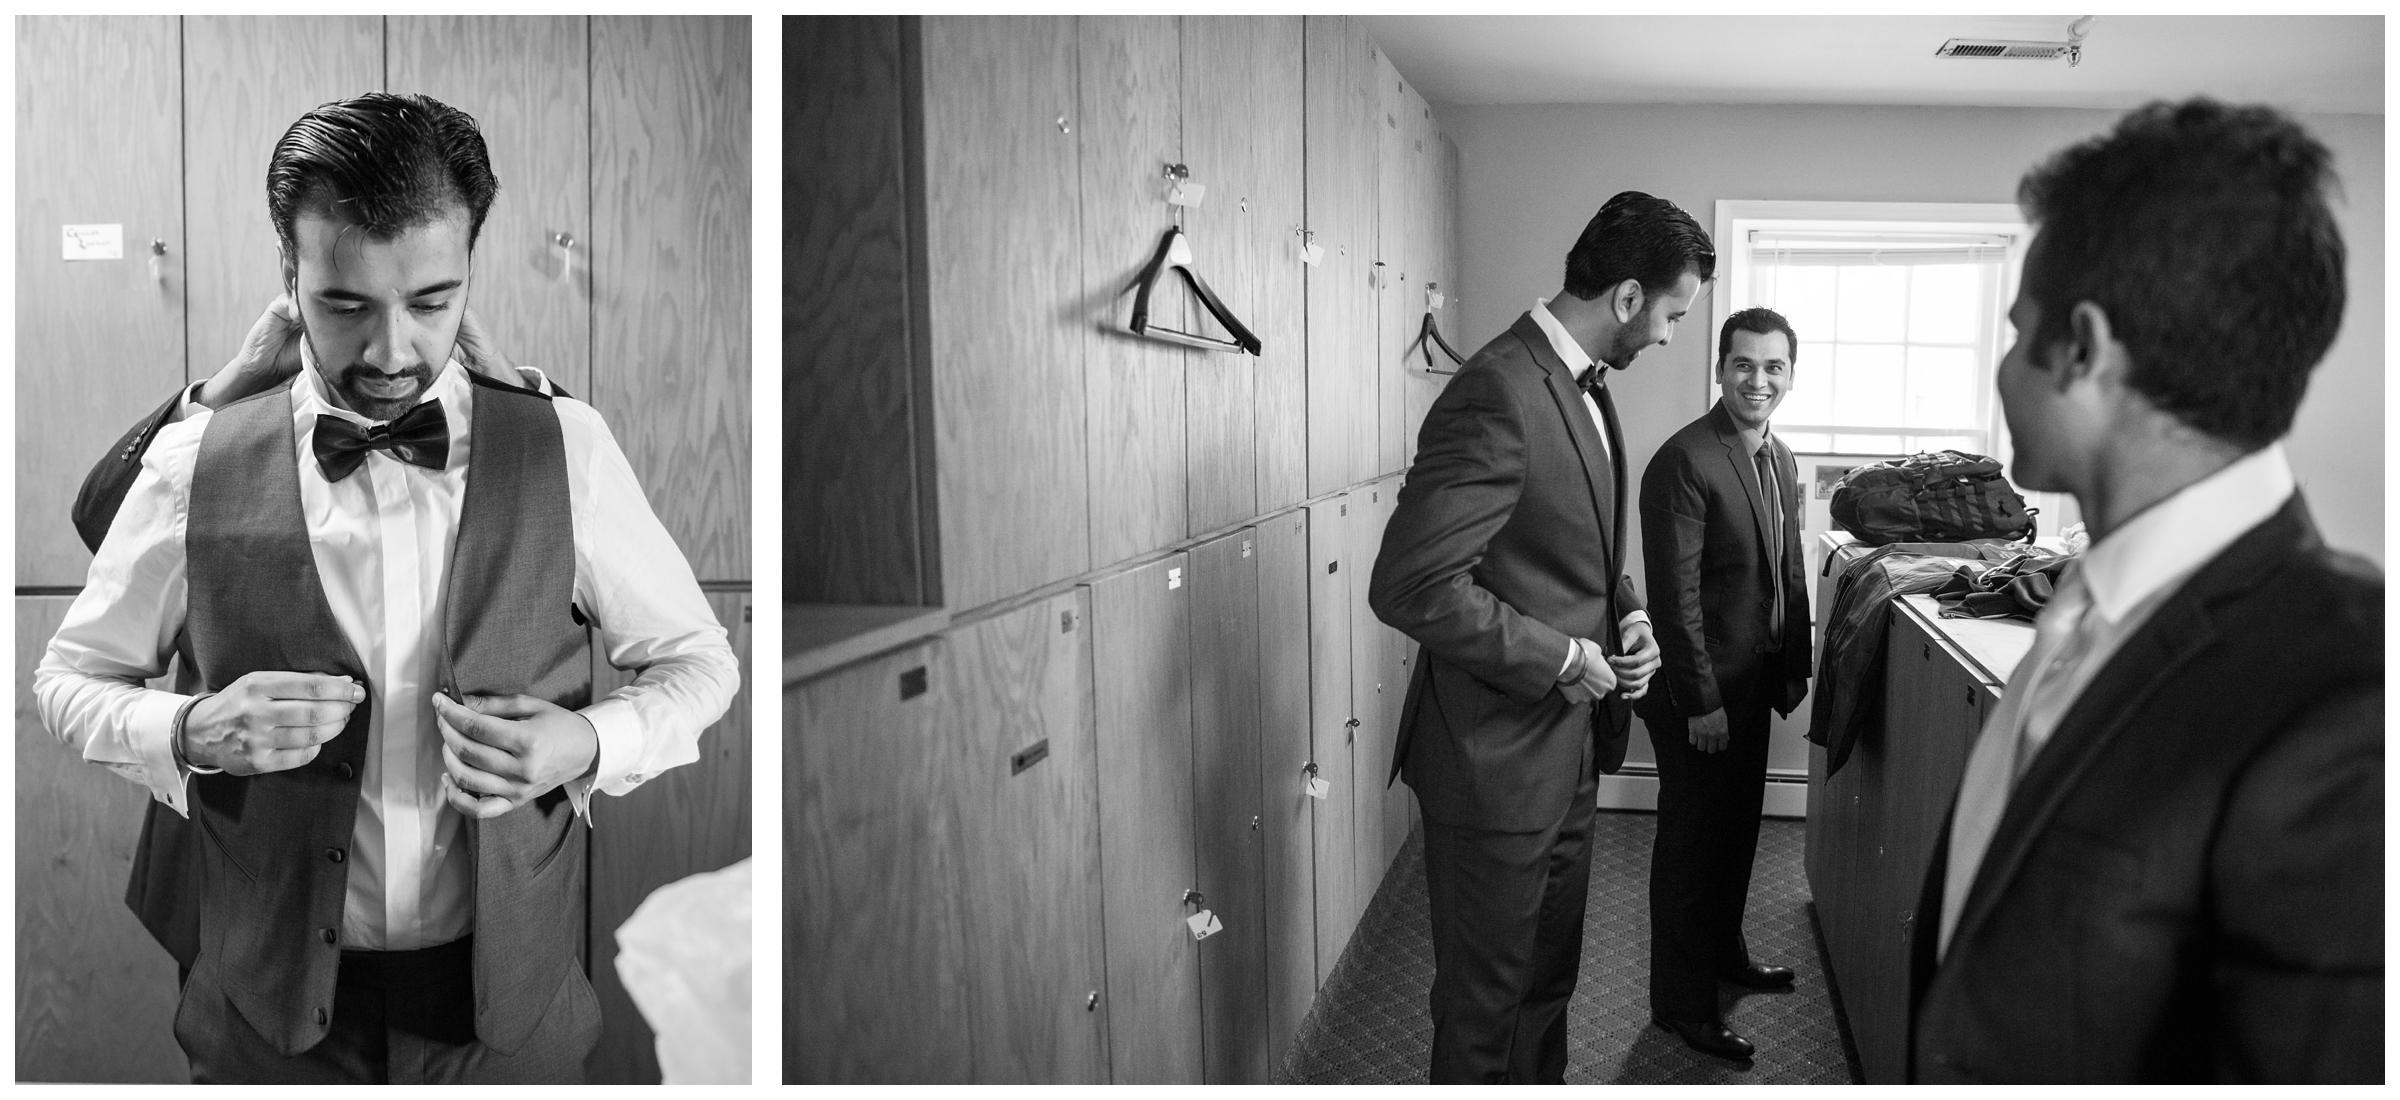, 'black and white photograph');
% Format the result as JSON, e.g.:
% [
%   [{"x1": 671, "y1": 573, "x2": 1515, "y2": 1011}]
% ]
[
  {"x1": 789, "y1": 13, "x2": 2383, "y2": 1086},
  {"x1": 15, "y1": 14, "x2": 753, "y2": 1084}
]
